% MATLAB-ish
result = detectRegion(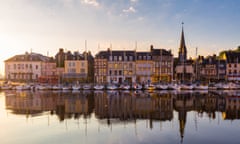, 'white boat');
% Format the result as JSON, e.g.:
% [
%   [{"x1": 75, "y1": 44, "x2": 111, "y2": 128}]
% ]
[
  {"x1": 144, "y1": 84, "x2": 156, "y2": 90},
  {"x1": 94, "y1": 84, "x2": 105, "y2": 90},
  {"x1": 120, "y1": 84, "x2": 131, "y2": 90},
  {"x1": 156, "y1": 84, "x2": 168, "y2": 90},
  {"x1": 132, "y1": 83, "x2": 142, "y2": 90},
  {"x1": 62, "y1": 85, "x2": 72, "y2": 90},
  {"x1": 208, "y1": 83, "x2": 217, "y2": 90},
  {"x1": 72, "y1": 85, "x2": 81, "y2": 90},
  {"x1": 221, "y1": 83, "x2": 230, "y2": 90},
  {"x1": 107, "y1": 84, "x2": 118, "y2": 90},
  {"x1": 16, "y1": 84, "x2": 31, "y2": 90},
  {"x1": 82, "y1": 84, "x2": 92, "y2": 90},
  {"x1": 180, "y1": 83, "x2": 194, "y2": 90},
  {"x1": 168, "y1": 83, "x2": 181, "y2": 90},
  {"x1": 194, "y1": 84, "x2": 208, "y2": 90},
  {"x1": 228, "y1": 82, "x2": 240, "y2": 90},
  {"x1": 35, "y1": 85, "x2": 50, "y2": 90},
  {"x1": 52, "y1": 85, "x2": 63, "y2": 90},
  {"x1": 1, "y1": 85, "x2": 12, "y2": 90}
]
